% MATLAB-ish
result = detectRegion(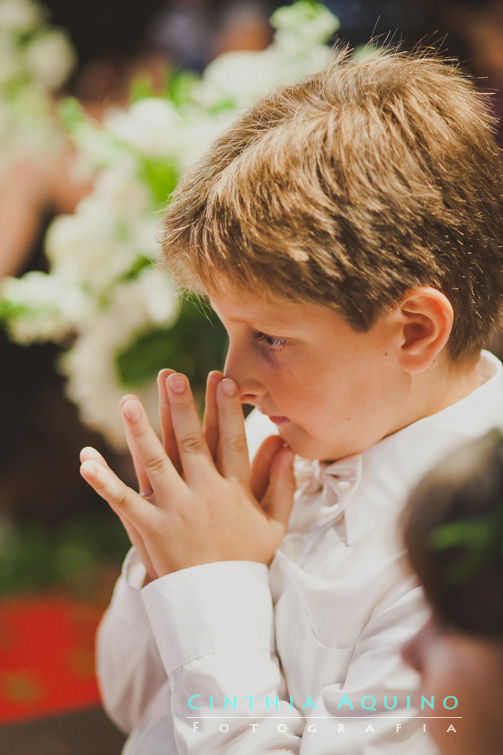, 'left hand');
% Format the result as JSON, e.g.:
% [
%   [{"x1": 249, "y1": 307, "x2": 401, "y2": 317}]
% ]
[{"x1": 79, "y1": 371, "x2": 296, "y2": 578}]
